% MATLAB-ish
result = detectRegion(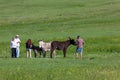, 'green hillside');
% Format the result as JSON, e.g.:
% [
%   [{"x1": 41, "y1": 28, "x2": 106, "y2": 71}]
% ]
[{"x1": 0, "y1": 0, "x2": 120, "y2": 80}]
